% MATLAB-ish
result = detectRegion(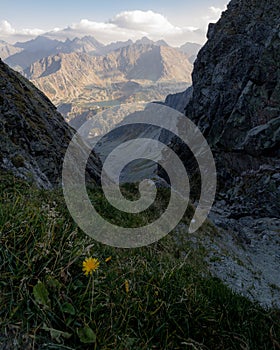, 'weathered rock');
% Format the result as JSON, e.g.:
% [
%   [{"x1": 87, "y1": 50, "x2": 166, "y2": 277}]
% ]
[
  {"x1": 164, "y1": 0, "x2": 280, "y2": 307},
  {"x1": 186, "y1": 0, "x2": 280, "y2": 155},
  {"x1": 0, "y1": 58, "x2": 101, "y2": 188},
  {"x1": 164, "y1": 86, "x2": 193, "y2": 113},
  {"x1": 167, "y1": 0, "x2": 280, "y2": 219}
]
